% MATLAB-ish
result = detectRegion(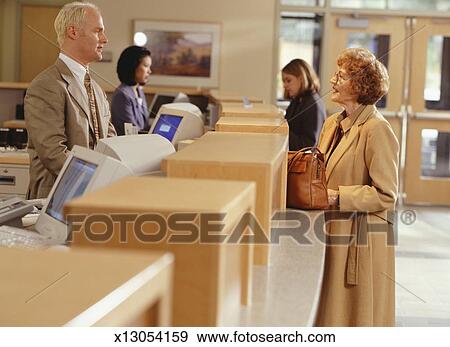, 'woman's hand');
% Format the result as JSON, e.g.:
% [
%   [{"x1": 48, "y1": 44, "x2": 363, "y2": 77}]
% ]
[{"x1": 328, "y1": 189, "x2": 339, "y2": 207}]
